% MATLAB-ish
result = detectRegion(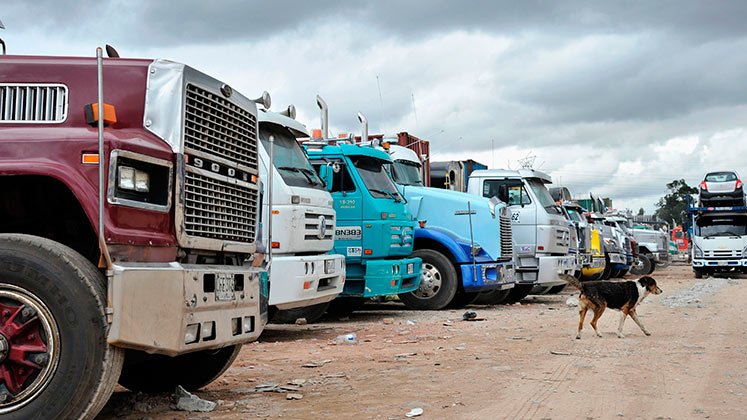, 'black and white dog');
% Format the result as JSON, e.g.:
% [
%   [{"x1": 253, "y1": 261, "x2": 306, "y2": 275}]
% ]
[{"x1": 563, "y1": 275, "x2": 663, "y2": 339}]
